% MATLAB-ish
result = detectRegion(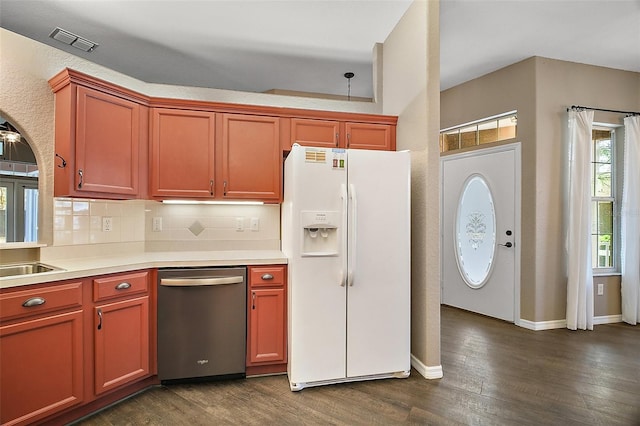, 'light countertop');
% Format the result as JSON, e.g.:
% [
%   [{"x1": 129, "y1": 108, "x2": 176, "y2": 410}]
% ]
[{"x1": 0, "y1": 250, "x2": 287, "y2": 289}]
